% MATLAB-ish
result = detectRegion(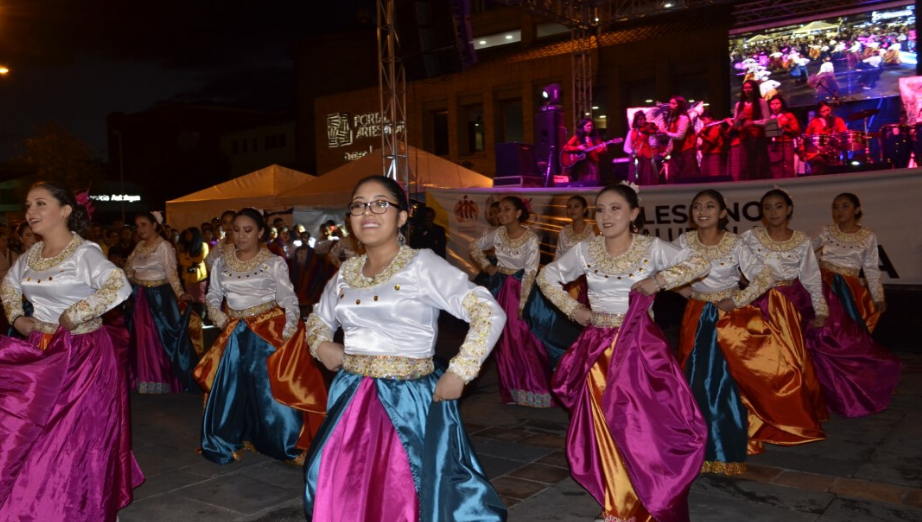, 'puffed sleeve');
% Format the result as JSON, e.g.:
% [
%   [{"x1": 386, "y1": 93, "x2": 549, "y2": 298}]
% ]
[
  {"x1": 60, "y1": 245, "x2": 131, "y2": 328},
  {"x1": 206, "y1": 258, "x2": 229, "y2": 329},
  {"x1": 272, "y1": 257, "x2": 300, "y2": 340},
  {"x1": 305, "y1": 275, "x2": 341, "y2": 359},
  {"x1": 734, "y1": 242, "x2": 775, "y2": 307},
  {"x1": 519, "y1": 233, "x2": 540, "y2": 312},
  {"x1": 798, "y1": 240, "x2": 829, "y2": 317},
  {"x1": 537, "y1": 243, "x2": 584, "y2": 318},
  {"x1": 649, "y1": 238, "x2": 710, "y2": 289},
  {"x1": 468, "y1": 228, "x2": 494, "y2": 271},
  {"x1": 554, "y1": 227, "x2": 568, "y2": 259},
  {"x1": 160, "y1": 242, "x2": 184, "y2": 298},
  {"x1": 1, "y1": 253, "x2": 28, "y2": 323},
  {"x1": 416, "y1": 251, "x2": 506, "y2": 383},
  {"x1": 811, "y1": 226, "x2": 829, "y2": 252},
  {"x1": 863, "y1": 233, "x2": 885, "y2": 303}
]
